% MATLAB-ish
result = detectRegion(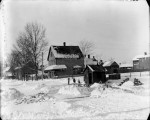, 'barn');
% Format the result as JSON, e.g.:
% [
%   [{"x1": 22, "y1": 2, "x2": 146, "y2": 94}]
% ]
[{"x1": 84, "y1": 65, "x2": 106, "y2": 86}]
